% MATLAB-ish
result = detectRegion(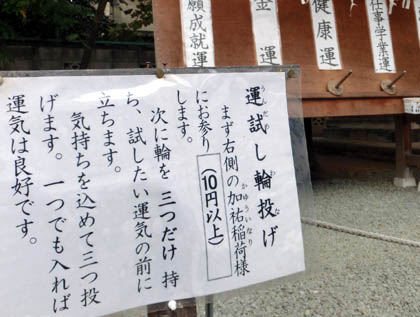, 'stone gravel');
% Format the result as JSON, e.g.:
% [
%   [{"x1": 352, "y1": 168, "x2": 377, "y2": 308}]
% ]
[
  {"x1": 109, "y1": 157, "x2": 420, "y2": 317},
  {"x1": 209, "y1": 166, "x2": 420, "y2": 316}
]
